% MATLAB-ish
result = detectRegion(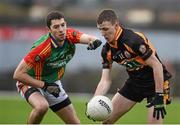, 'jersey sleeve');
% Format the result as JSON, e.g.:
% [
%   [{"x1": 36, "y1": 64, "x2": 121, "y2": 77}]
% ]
[
  {"x1": 66, "y1": 28, "x2": 83, "y2": 44},
  {"x1": 101, "y1": 45, "x2": 113, "y2": 69},
  {"x1": 23, "y1": 41, "x2": 51, "y2": 68},
  {"x1": 126, "y1": 32, "x2": 153, "y2": 61}
]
